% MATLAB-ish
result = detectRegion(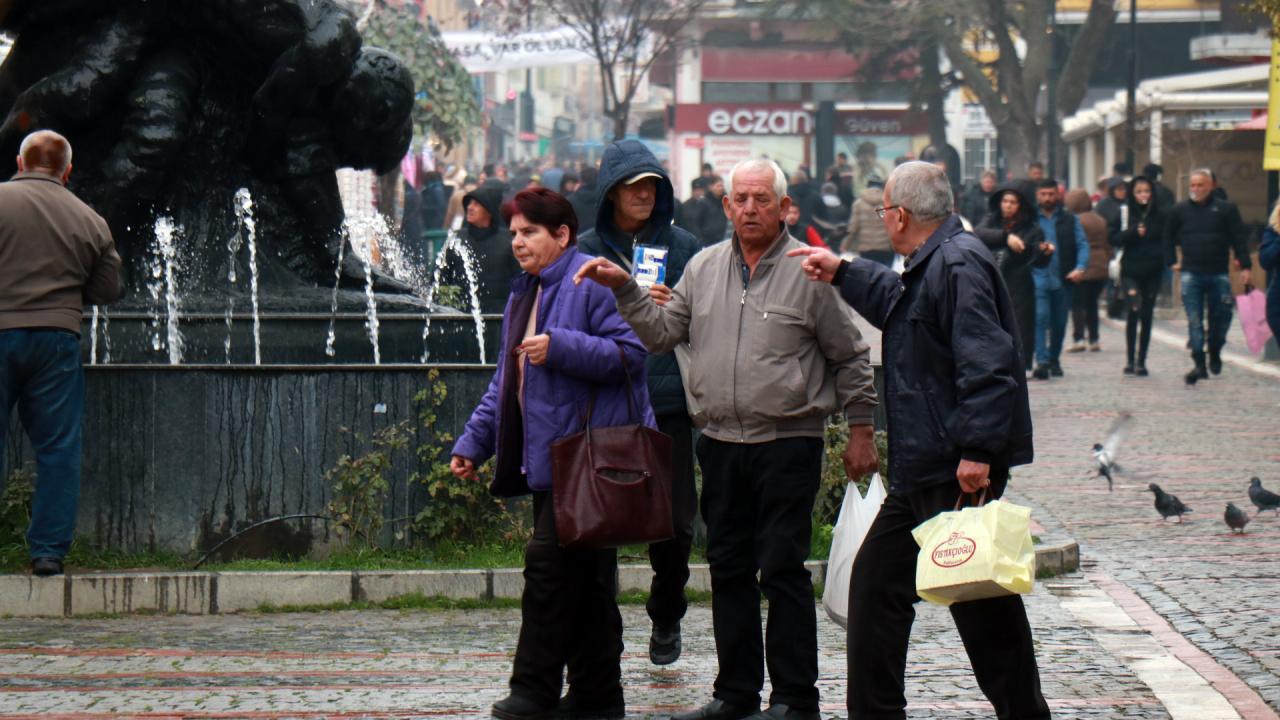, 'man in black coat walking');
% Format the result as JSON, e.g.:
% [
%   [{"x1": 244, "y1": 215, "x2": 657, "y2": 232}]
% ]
[
  {"x1": 788, "y1": 162, "x2": 1050, "y2": 720},
  {"x1": 576, "y1": 140, "x2": 702, "y2": 668}
]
